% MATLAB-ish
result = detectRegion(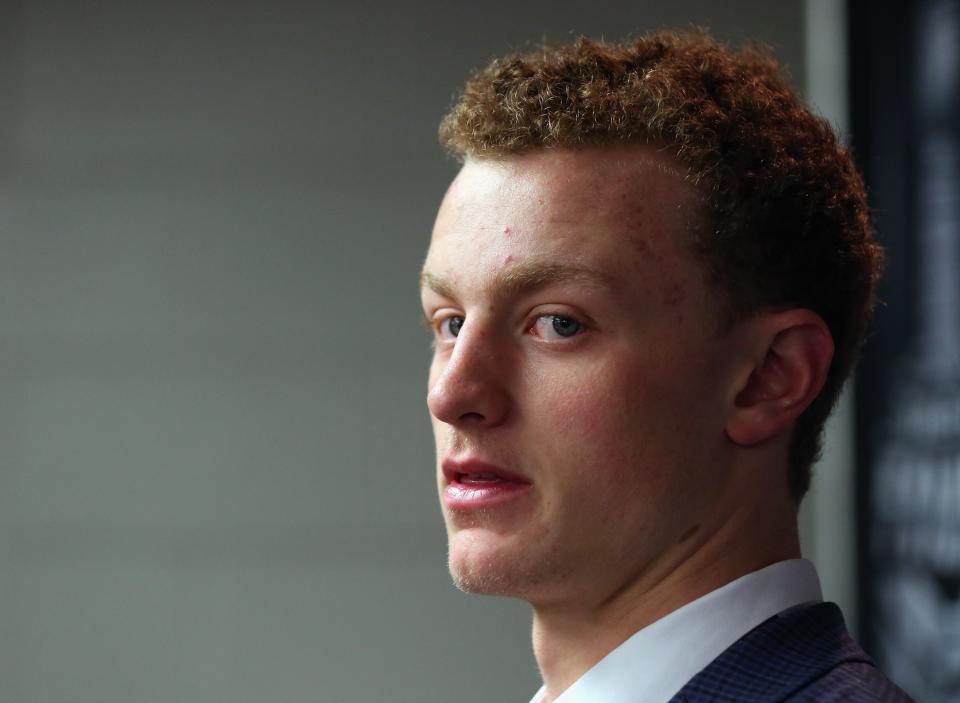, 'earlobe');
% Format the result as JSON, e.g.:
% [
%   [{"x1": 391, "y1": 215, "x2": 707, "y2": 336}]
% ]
[{"x1": 726, "y1": 310, "x2": 835, "y2": 447}]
